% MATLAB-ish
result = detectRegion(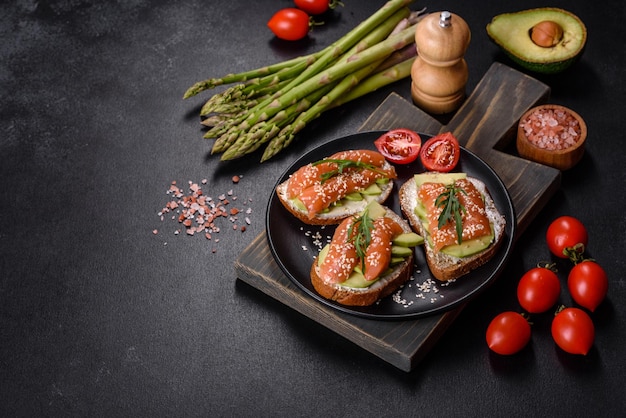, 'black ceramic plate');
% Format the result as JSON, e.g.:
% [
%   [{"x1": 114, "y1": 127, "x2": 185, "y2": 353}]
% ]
[{"x1": 266, "y1": 131, "x2": 516, "y2": 320}]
